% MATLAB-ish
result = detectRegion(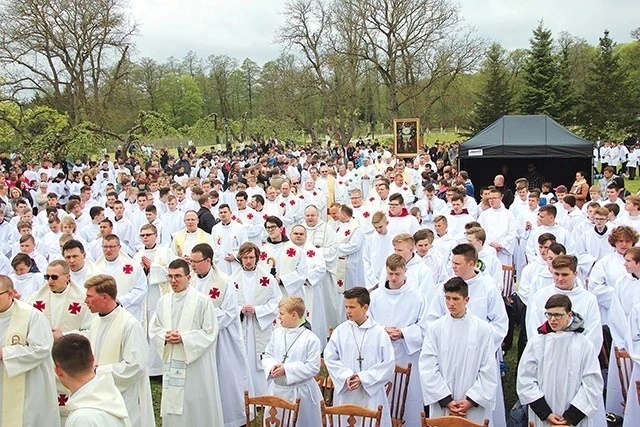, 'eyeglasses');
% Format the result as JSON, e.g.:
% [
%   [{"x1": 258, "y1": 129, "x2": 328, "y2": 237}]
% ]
[
  {"x1": 0, "y1": 290, "x2": 10, "y2": 296},
  {"x1": 139, "y1": 233, "x2": 155, "y2": 237},
  {"x1": 265, "y1": 225, "x2": 278, "y2": 230},
  {"x1": 190, "y1": 258, "x2": 207, "y2": 264},
  {"x1": 593, "y1": 217, "x2": 608, "y2": 221},
  {"x1": 44, "y1": 274, "x2": 64, "y2": 280},
  {"x1": 388, "y1": 203, "x2": 401, "y2": 207},
  {"x1": 544, "y1": 312, "x2": 567, "y2": 320},
  {"x1": 166, "y1": 274, "x2": 186, "y2": 281},
  {"x1": 102, "y1": 245, "x2": 119, "y2": 250}
]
